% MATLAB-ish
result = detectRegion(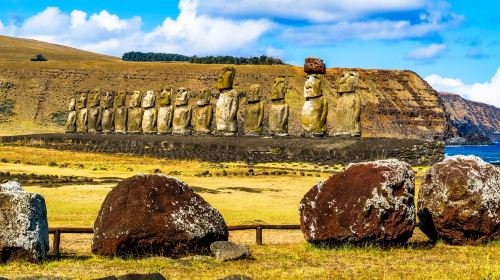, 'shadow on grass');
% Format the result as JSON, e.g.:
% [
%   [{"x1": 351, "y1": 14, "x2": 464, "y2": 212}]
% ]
[{"x1": 306, "y1": 239, "x2": 437, "y2": 251}]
